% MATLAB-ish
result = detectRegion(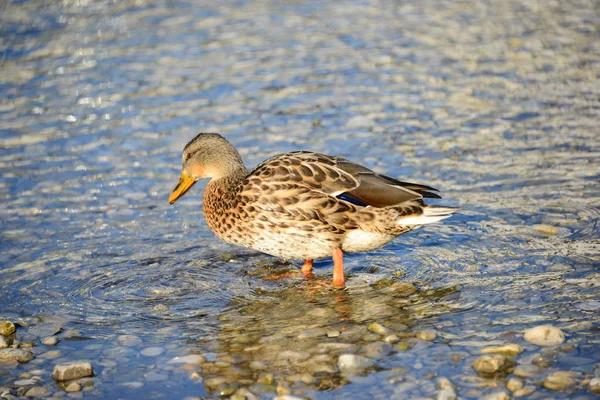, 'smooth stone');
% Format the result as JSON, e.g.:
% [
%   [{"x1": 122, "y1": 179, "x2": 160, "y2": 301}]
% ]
[
  {"x1": 589, "y1": 377, "x2": 600, "y2": 394},
  {"x1": 0, "y1": 336, "x2": 11, "y2": 349},
  {"x1": 0, "y1": 348, "x2": 34, "y2": 362},
  {"x1": 523, "y1": 325, "x2": 565, "y2": 346},
  {"x1": 481, "y1": 344, "x2": 523, "y2": 356},
  {"x1": 13, "y1": 378, "x2": 37, "y2": 385},
  {"x1": 41, "y1": 337, "x2": 59, "y2": 346},
  {"x1": 65, "y1": 382, "x2": 82, "y2": 392},
  {"x1": 63, "y1": 329, "x2": 81, "y2": 338},
  {"x1": 28, "y1": 321, "x2": 63, "y2": 338},
  {"x1": 532, "y1": 224, "x2": 558, "y2": 235},
  {"x1": 296, "y1": 328, "x2": 327, "y2": 339},
  {"x1": 0, "y1": 322, "x2": 15, "y2": 336},
  {"x1": 437, "y1": 388, "x2": 456, "y2": 400},
  {"x1": 513, "y1": 385, "x2": 536, "y2": 397},
  {"x1": 482, "y1": 392, "x2": 510, "y2": 400},
  {"x1": 338, "y1": 354, "x2": 373, "y2": 373},
  {"x1": 38, "y1": 350, "x2": 61, "y2": 360},
  {"x1": 326, "y1": 330, "x2": 340, "y2": 338},
  {"x1": 417, "y1": 329, "x2": 437, "y2": 341},
  {"x1": 140, "y1": 347, "x2": 164, "y2": 357},
  {"x1": 119, "y1": 382, "x2": 144, "y2": 389},
  {"x1": 367, "y1": 323, "x2": 390, "y2": 335},
  {"x1": 512, "y1": 364, "x2": 540, "y2": 377},
  {"x1": 384, "y1": 335, "x2": 400, "y2": 344},
  {"x1": 543, "y1": 371, "x2": 577, "y2": 391},
  {"x1": 167, "y1": 354, "x2": 205, "y2": 364},
  {"x1": 73, "y1": 377, "x2": 94, "y2": 388},
  {"x1": 144, "y1": 372, "x2": 168, "y2": 382},
  {"x1": 117, "y1": 335, "x2": 142, "y2": 347},
  {"x1": 506, "y1": 377, "x2": 524, "y2": 392},
  {"x1": 473, "y1": 354, "x2": 510, "y2": 375},
  {"x1": 51, "y1": 361, "x2": 93, "y2": 381},
  {"x1": 277, "y1": 351, "x2": 310, "y2": 361},
  {"x1": 24, "y1": 386, "x2": 50, "y2": 397},
  {"x1": 437, "y1": 377, "x2": 455, "y2": 390}
]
